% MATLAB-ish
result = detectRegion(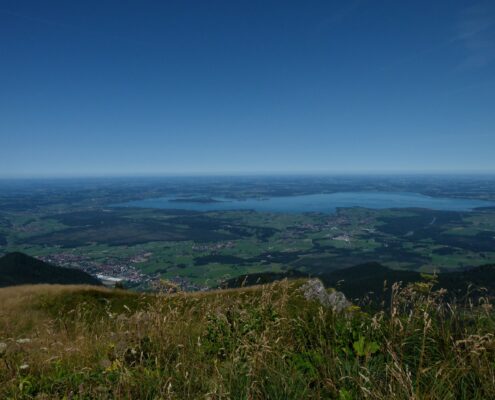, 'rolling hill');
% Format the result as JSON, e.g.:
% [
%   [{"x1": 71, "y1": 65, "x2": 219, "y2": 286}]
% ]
[
  {"x1": 224, "y1": 262, "x2": 495, "y2": 302},
  {"x1": 0, "y1": 252, "x2": 102, "y2": 287}
]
